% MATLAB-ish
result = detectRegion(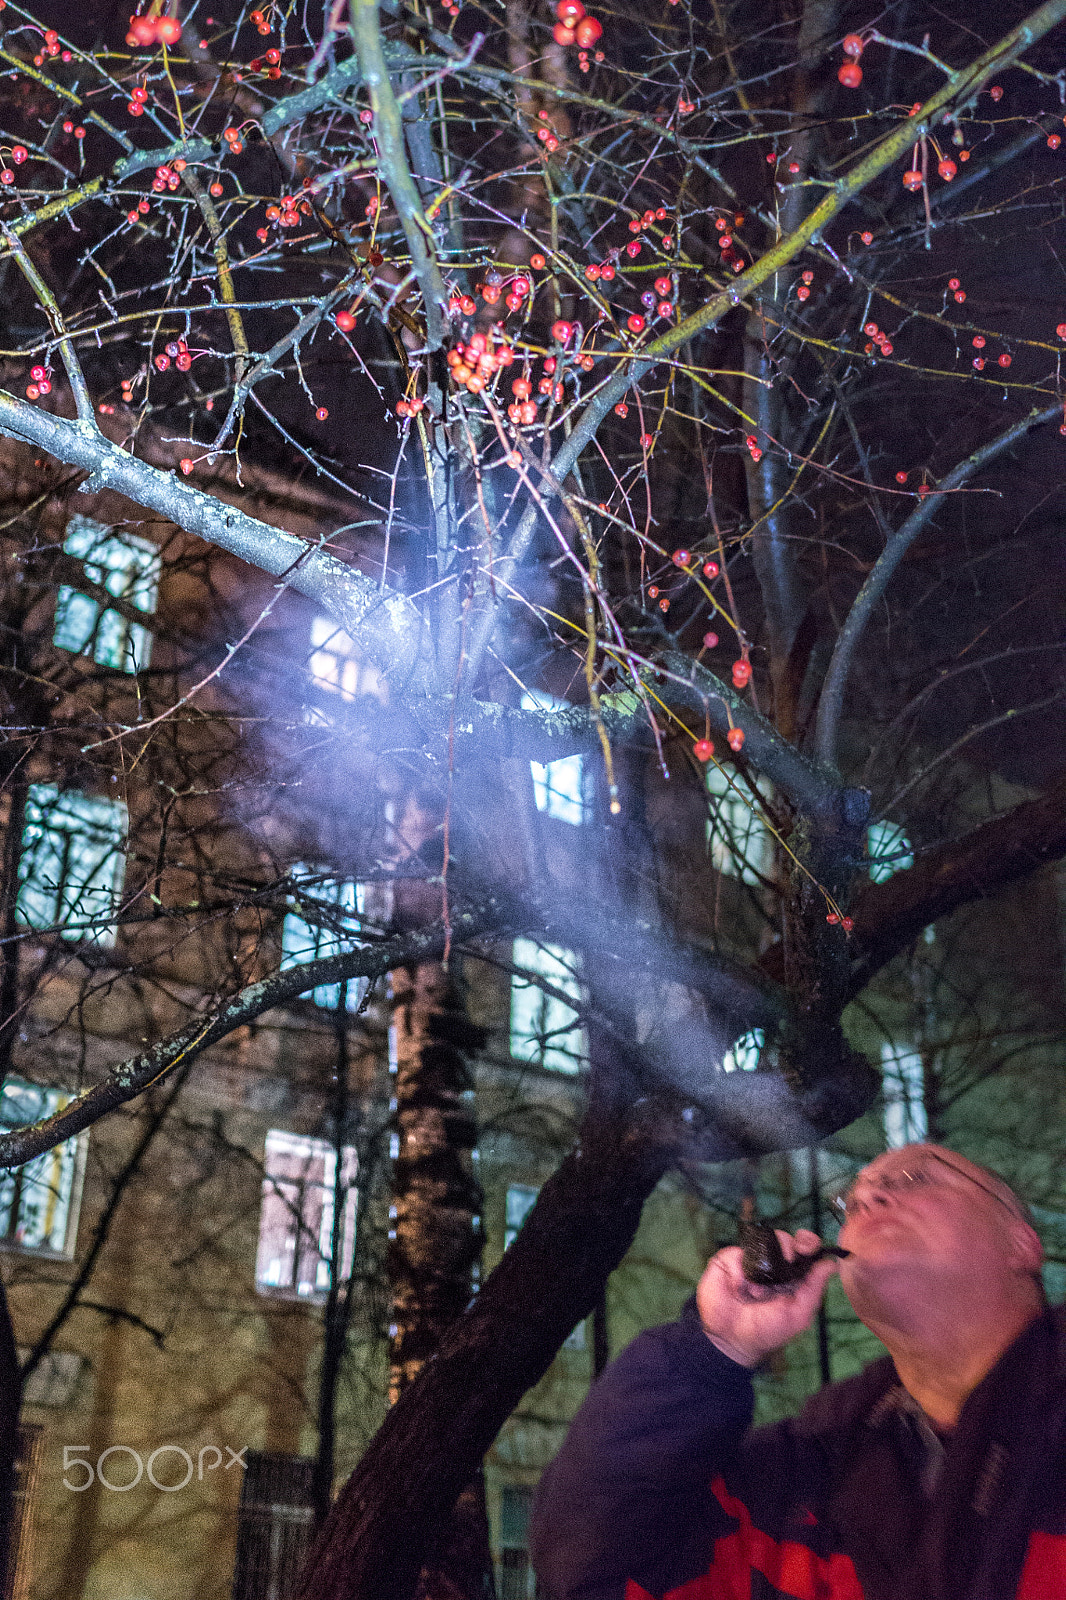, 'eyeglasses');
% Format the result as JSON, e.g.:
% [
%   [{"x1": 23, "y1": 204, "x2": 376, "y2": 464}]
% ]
[{"x1": 831, "y1": 1150, "x2": 1031, "y2": 1225}]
